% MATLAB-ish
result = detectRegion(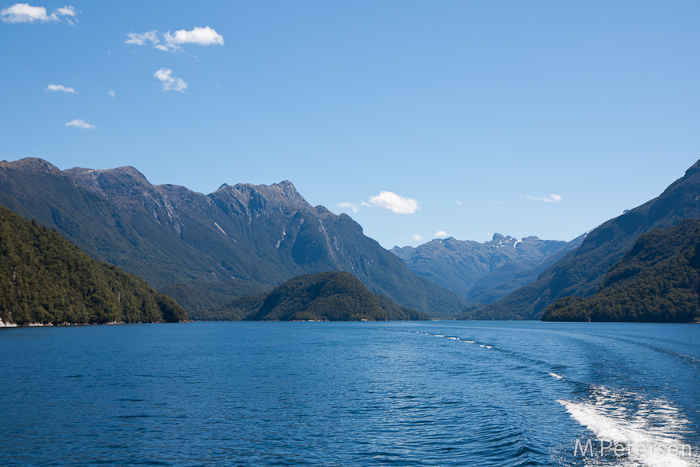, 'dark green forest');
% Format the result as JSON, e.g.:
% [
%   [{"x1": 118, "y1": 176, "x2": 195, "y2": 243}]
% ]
[
  {"x1": 0, "y1": 205, "x2": 187, "y2": 325},
  {"x1": 193, "y1": 271, "x2": 429, "y2": 321},
  {"x1": 542, "y1": 219, "x2": 700, "y2": 322}
]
